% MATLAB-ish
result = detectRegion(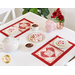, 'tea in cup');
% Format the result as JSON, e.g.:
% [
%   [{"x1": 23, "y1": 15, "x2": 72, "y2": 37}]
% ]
[
  {"x1": 31, "y1": 24, "x2": 39, "y2": 31},
  {"x1": 25, "y1": 43, "x2": 34, "y2": 51}
]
